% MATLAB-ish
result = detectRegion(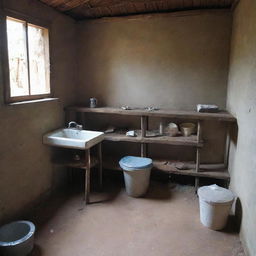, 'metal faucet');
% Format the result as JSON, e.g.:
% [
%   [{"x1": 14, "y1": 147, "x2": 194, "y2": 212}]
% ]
[{"x1": 68, "y1": 121, "x2": 83, "y2": 130}]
